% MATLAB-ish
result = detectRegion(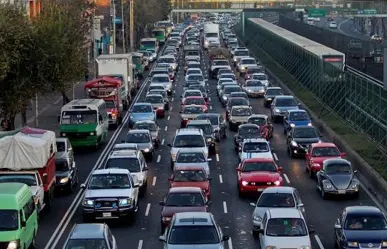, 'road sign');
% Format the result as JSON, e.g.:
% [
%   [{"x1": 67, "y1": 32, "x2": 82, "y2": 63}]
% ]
[{"x1": 307, "y1": 8, "x2": 326, "y2": 17}]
